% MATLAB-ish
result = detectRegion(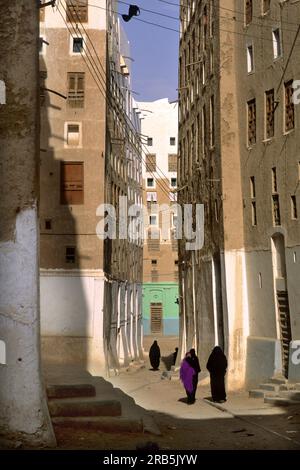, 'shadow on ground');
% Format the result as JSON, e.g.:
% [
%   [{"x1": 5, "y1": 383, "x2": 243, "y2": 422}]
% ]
[{"x1": 41, "y1": 364, "x2": 300, "y2": 450}]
